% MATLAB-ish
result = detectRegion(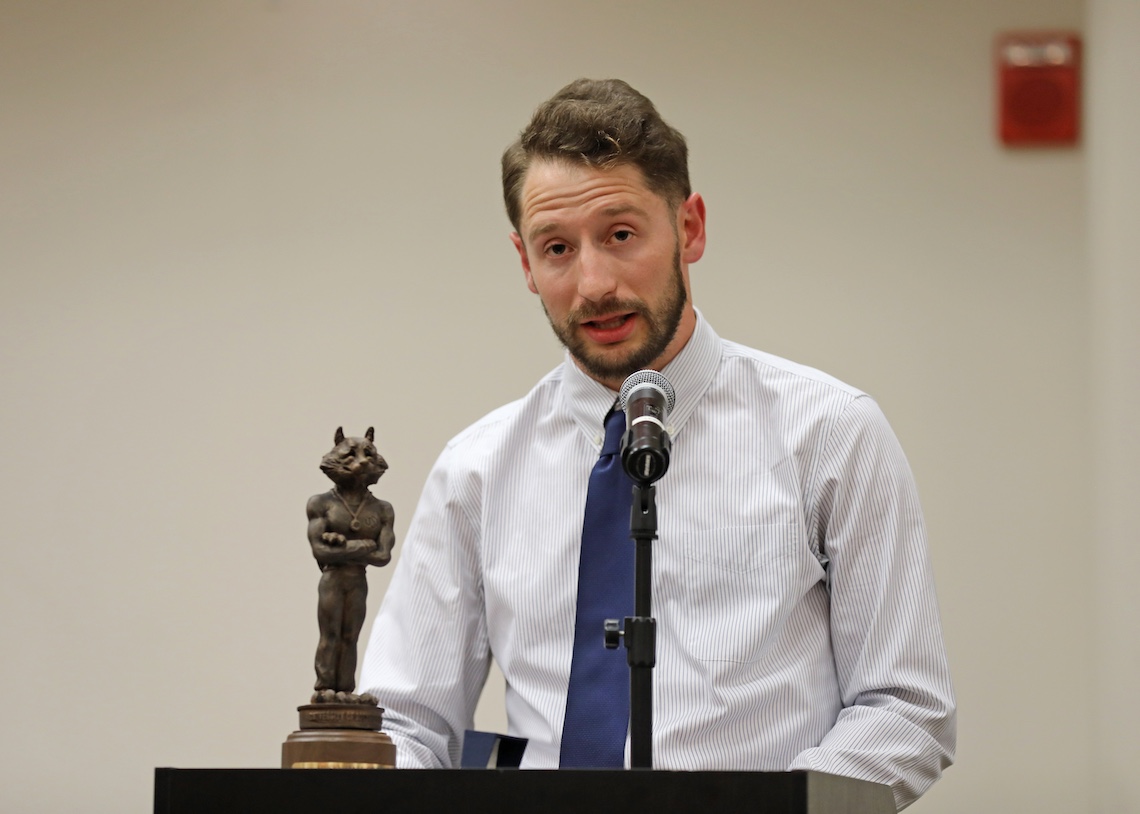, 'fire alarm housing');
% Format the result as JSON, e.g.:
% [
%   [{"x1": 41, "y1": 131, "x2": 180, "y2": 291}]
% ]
[{"x1": 996, "y1": 32, "x2": 1081, "y2": 146}]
